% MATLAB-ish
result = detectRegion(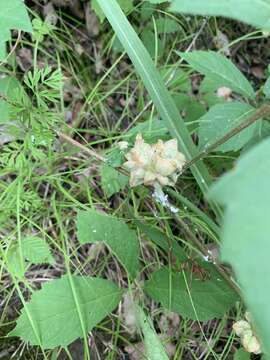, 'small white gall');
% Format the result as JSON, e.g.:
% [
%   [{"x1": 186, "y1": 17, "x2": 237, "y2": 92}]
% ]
[{"x1": 124, "y1": 134, "x2": 186, "y2": 188}]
